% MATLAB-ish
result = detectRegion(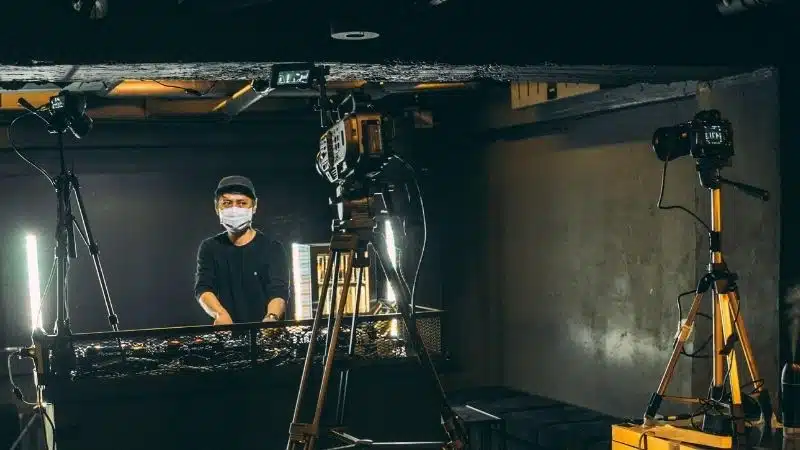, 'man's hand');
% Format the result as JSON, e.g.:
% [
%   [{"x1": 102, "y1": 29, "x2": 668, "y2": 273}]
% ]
[{"x1": 213, "y1": 310, "x2": 233, "y2": 325}]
